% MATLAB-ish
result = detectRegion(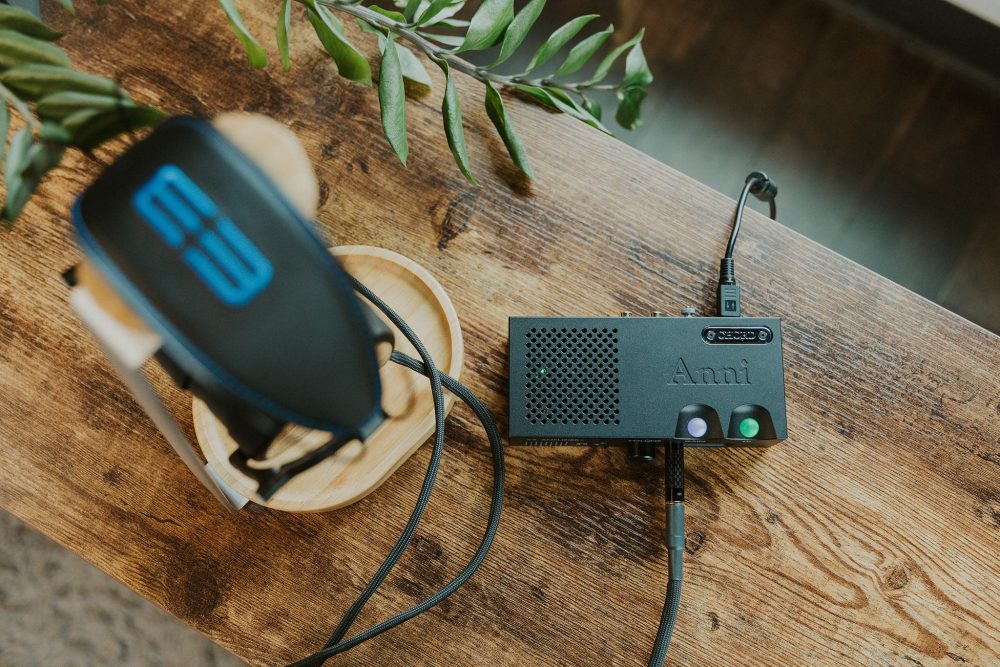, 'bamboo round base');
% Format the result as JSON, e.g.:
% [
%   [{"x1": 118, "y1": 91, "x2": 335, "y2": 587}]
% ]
[{"x1": 193, "y1": 245, "x2": 463, "y2": 512}]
